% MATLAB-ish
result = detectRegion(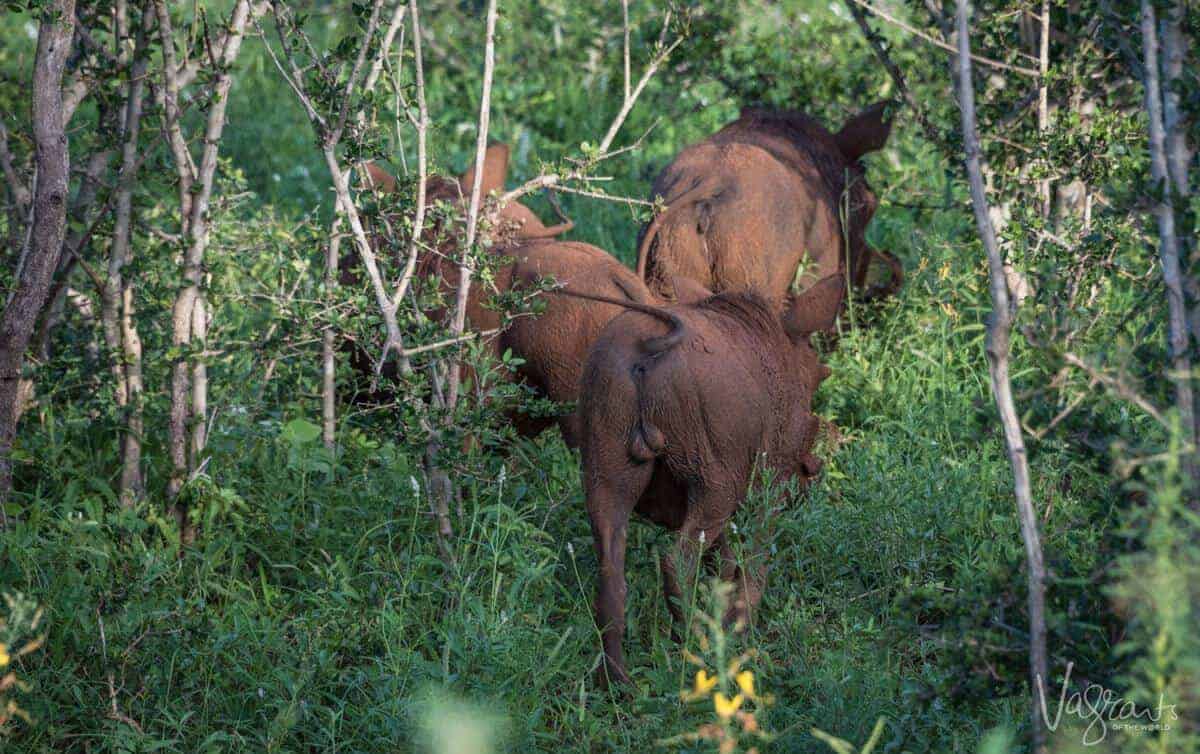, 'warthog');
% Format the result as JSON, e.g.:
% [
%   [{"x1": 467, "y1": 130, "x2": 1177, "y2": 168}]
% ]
[
  {"x1": 636, "y1": 103, "x2": 902, "y2": 336},
  {"x1": 349, "y1": 148, "x2": 689, "y2": 448},
  {"x1": 565, "y1": 285, "x2": 831, "y2": 685}
]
